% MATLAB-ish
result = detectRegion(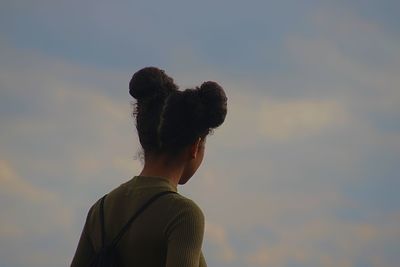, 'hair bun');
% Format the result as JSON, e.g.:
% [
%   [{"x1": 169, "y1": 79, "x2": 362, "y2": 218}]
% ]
[
  {"x1": 129, "y1": 67, "x2": 177, "y2": 100},
  {"x1": 197, "y1": 81, "x2": 227, "y2": 128}
]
